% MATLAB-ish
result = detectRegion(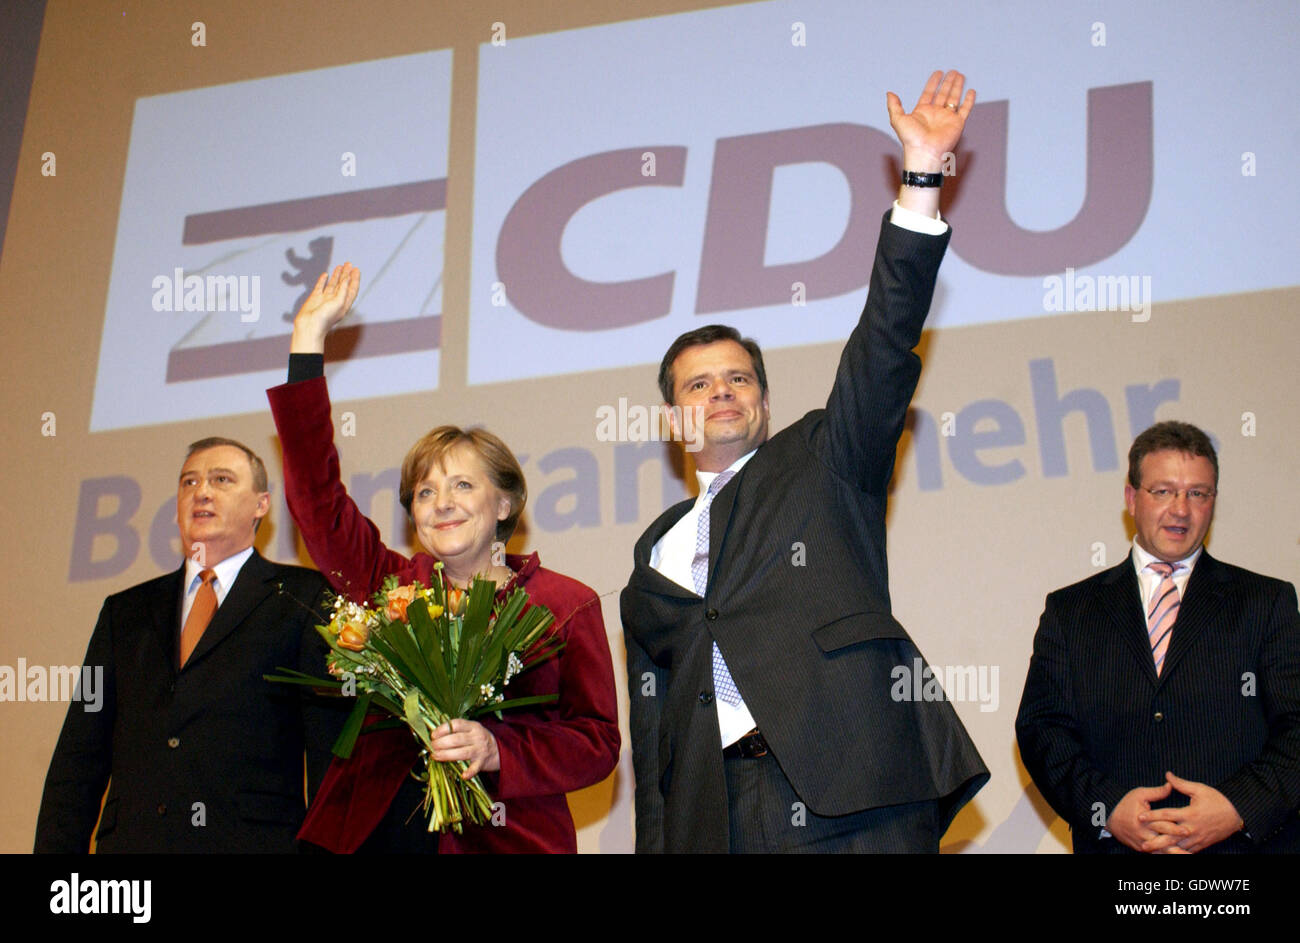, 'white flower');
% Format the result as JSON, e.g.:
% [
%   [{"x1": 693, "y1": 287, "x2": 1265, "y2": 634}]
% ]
[{"x1": 504, "y1": 652, "x2": 524, "y2": 684}]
